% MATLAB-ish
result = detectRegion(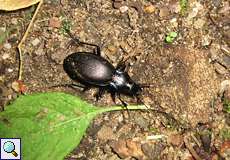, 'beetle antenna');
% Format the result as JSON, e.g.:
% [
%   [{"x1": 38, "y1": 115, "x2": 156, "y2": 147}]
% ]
[
  {"x1": 140, "y1": 83, "x2": 168, "y2": 88},
  {"x1": 137, "y1": 98, "x2": 181, "y2": 126},
  {"x1": 136, "y1": 96, "x2": 152, "y2": 113},
  {"x1": 139, "y1": 83, "x2": 155, "y2": 88}
]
